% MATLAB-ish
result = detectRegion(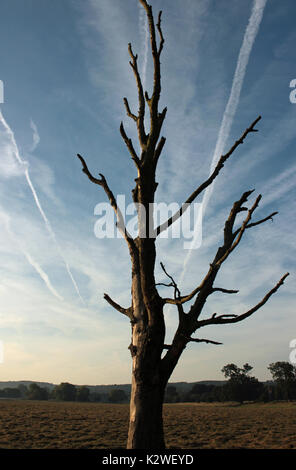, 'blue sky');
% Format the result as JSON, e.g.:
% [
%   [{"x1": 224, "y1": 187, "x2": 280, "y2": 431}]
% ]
[{"x1": 0, "y1": 0, "x2": 295, "y2": 385}]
